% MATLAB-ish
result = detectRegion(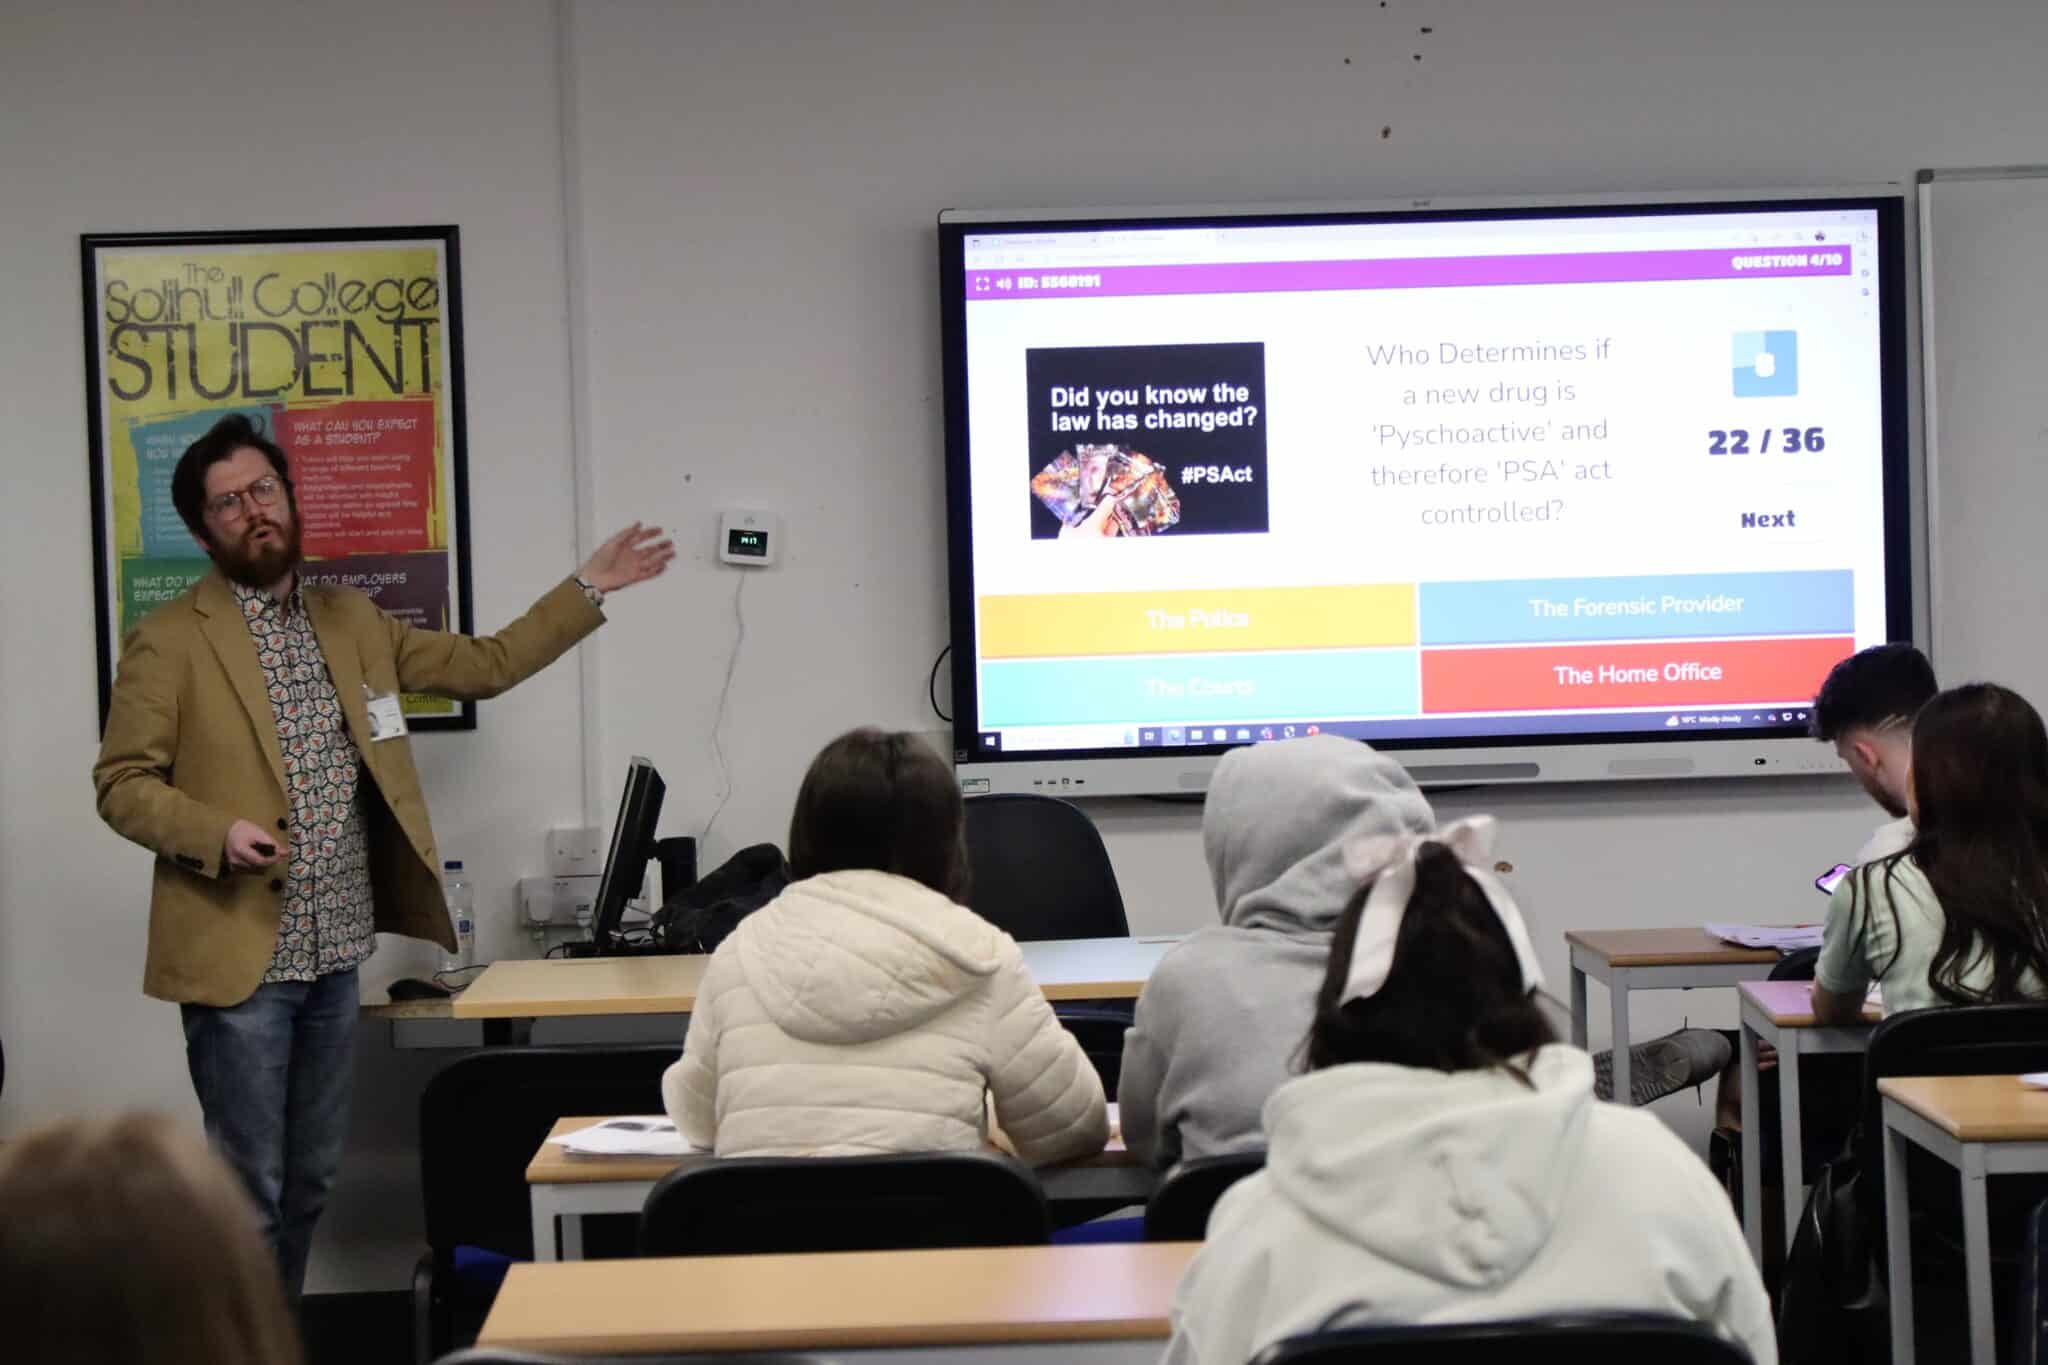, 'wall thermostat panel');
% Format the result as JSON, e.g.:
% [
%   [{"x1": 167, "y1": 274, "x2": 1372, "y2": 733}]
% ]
[{"x1": 718, "y1": 508, "x2": 779, "y2": 566}]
